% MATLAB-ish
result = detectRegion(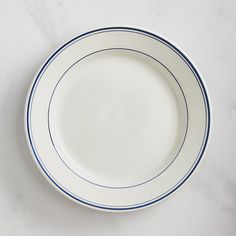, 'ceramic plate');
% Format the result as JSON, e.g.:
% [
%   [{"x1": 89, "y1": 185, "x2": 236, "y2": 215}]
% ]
[{"x1": 25, "y1": 27, "x2": 211, "y2": 211}]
